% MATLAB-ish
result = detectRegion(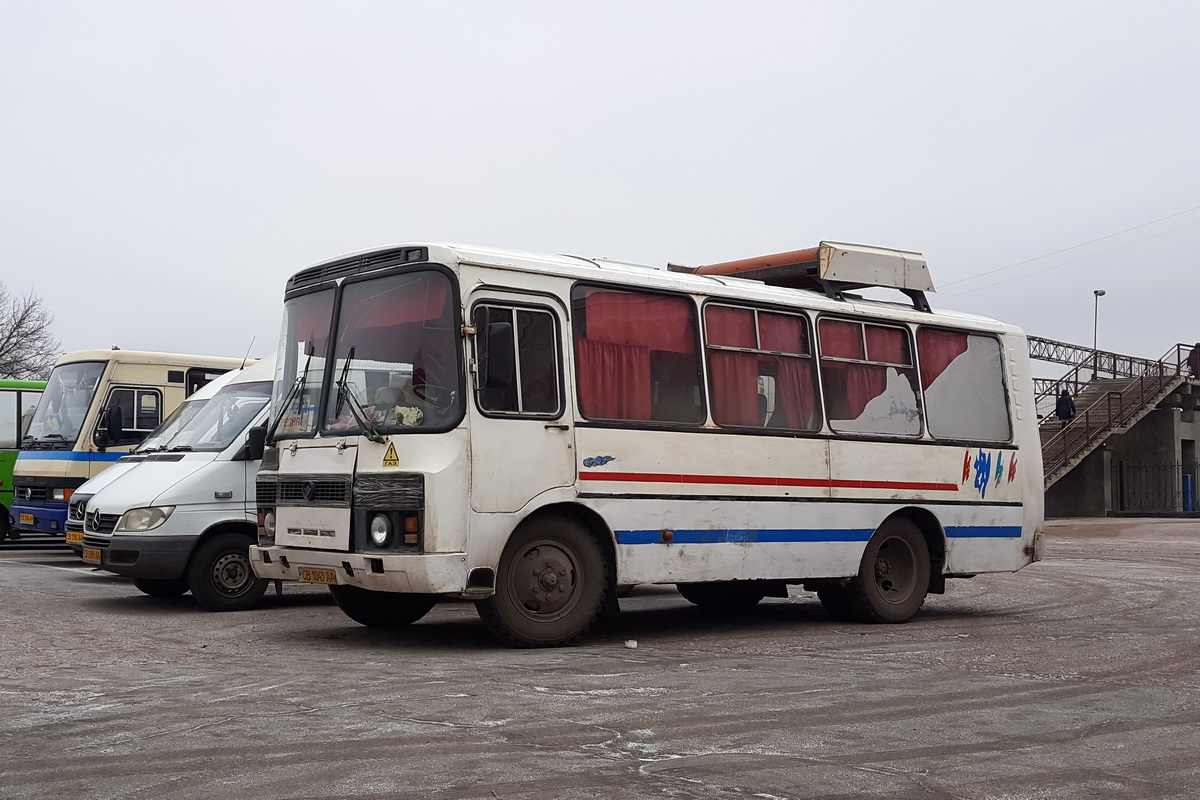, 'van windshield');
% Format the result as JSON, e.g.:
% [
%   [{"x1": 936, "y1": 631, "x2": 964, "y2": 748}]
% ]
[
  {"x1": 23, "y1": 361, "x2": 106, "y2": 446},
  {"x1": 162, "y1": 381, "x2": 272, "y2": 453},
  {"x1": 135, "y1": 397, "x2": 209, "y2": 453}
]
